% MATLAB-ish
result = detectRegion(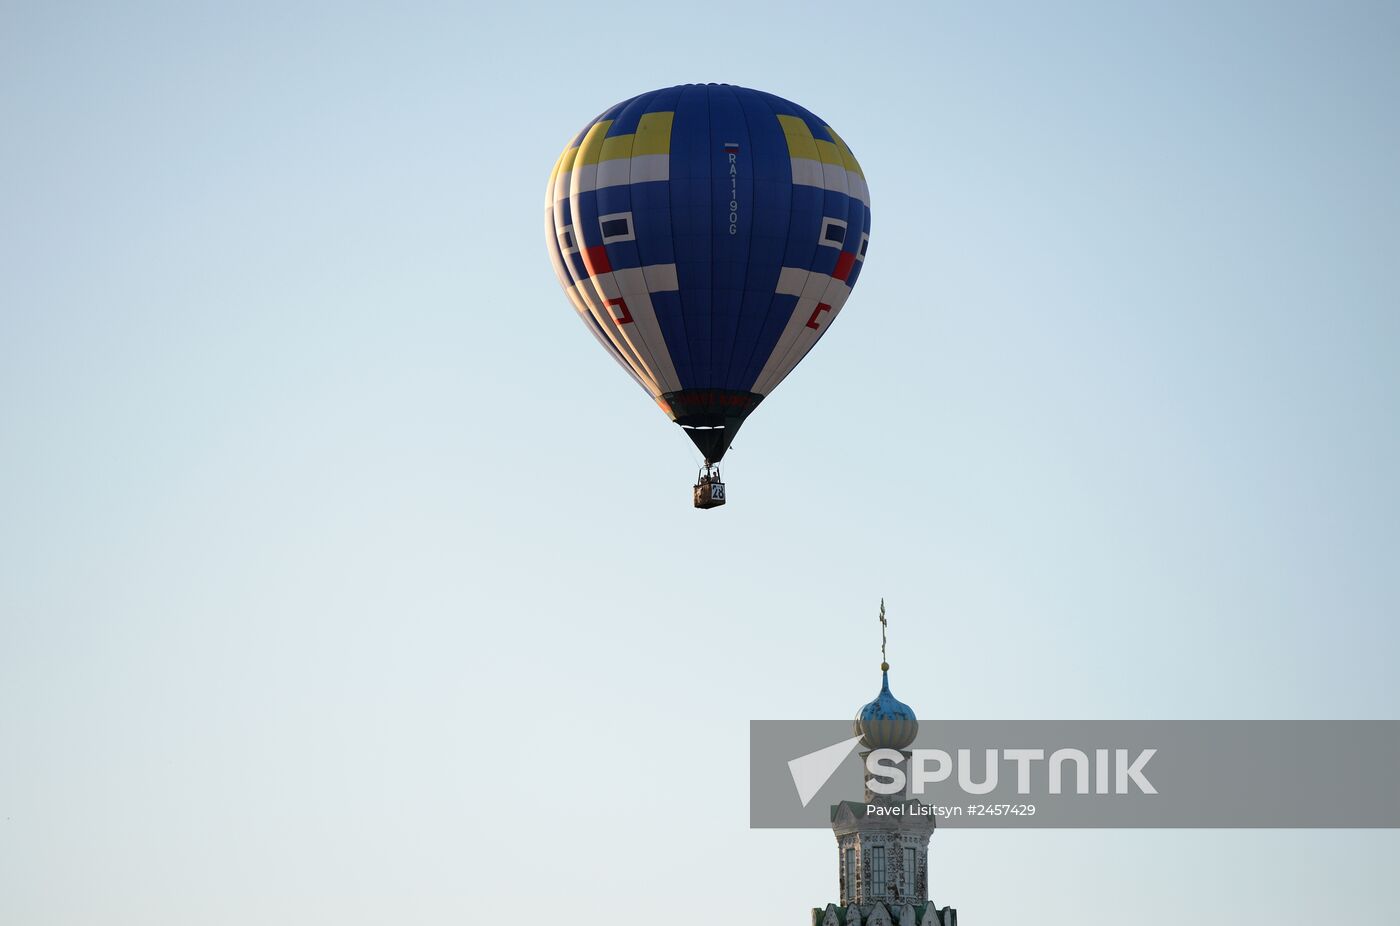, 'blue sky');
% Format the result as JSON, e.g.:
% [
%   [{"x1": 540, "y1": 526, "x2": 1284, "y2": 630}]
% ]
[{"x1": 2, "y1": 1, "x2": 1398, "y2": 922}]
